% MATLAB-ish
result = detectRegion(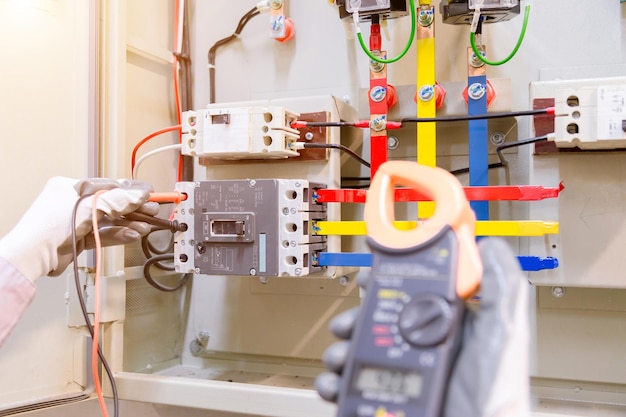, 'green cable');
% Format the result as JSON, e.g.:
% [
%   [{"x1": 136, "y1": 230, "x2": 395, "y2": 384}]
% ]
[
  {"x1": 470, "y1": 3, "x2": 531, "y2": 66},
  {"x1": 355, "y1": 0, "x2": 416, "y2": 64}
]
